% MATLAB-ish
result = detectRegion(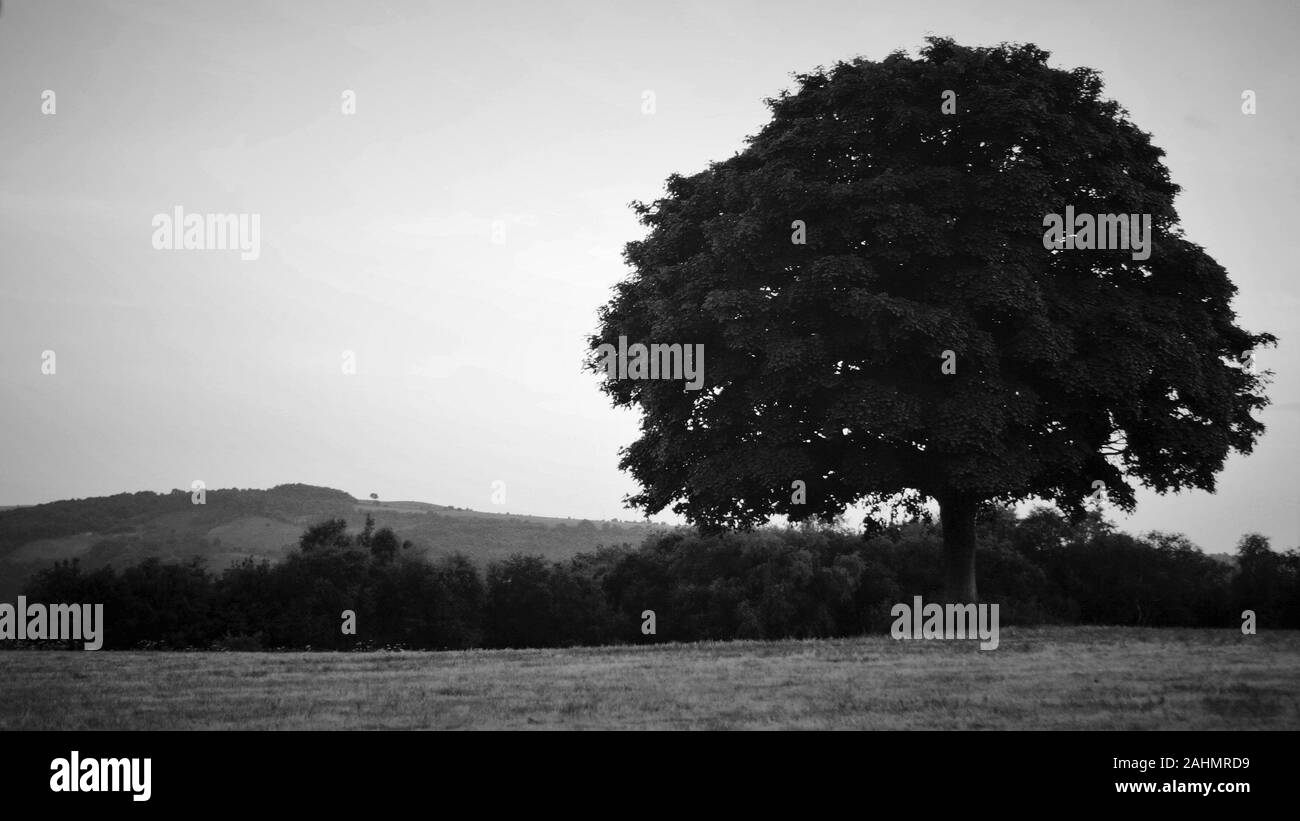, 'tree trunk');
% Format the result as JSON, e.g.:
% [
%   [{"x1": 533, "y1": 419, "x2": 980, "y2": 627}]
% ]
[{"x1": 939, "y1": 493, "x2": 978, "y2": 603}]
